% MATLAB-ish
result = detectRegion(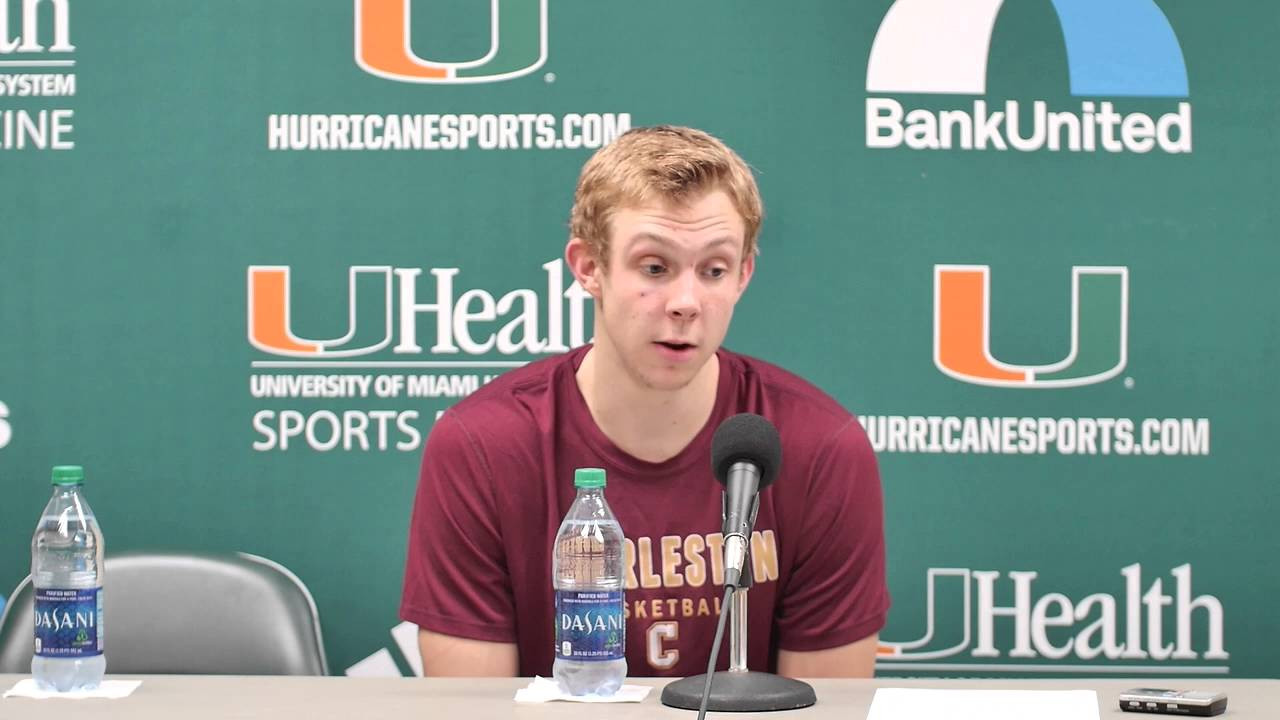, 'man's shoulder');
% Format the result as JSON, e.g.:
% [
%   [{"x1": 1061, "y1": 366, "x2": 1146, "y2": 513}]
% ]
[
  {"x1": 724, "y1": 349, "x2": 854, "y2": 428},
  {"x1": 721, "y1": 348, "x2": 872, "y2": 477}
]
